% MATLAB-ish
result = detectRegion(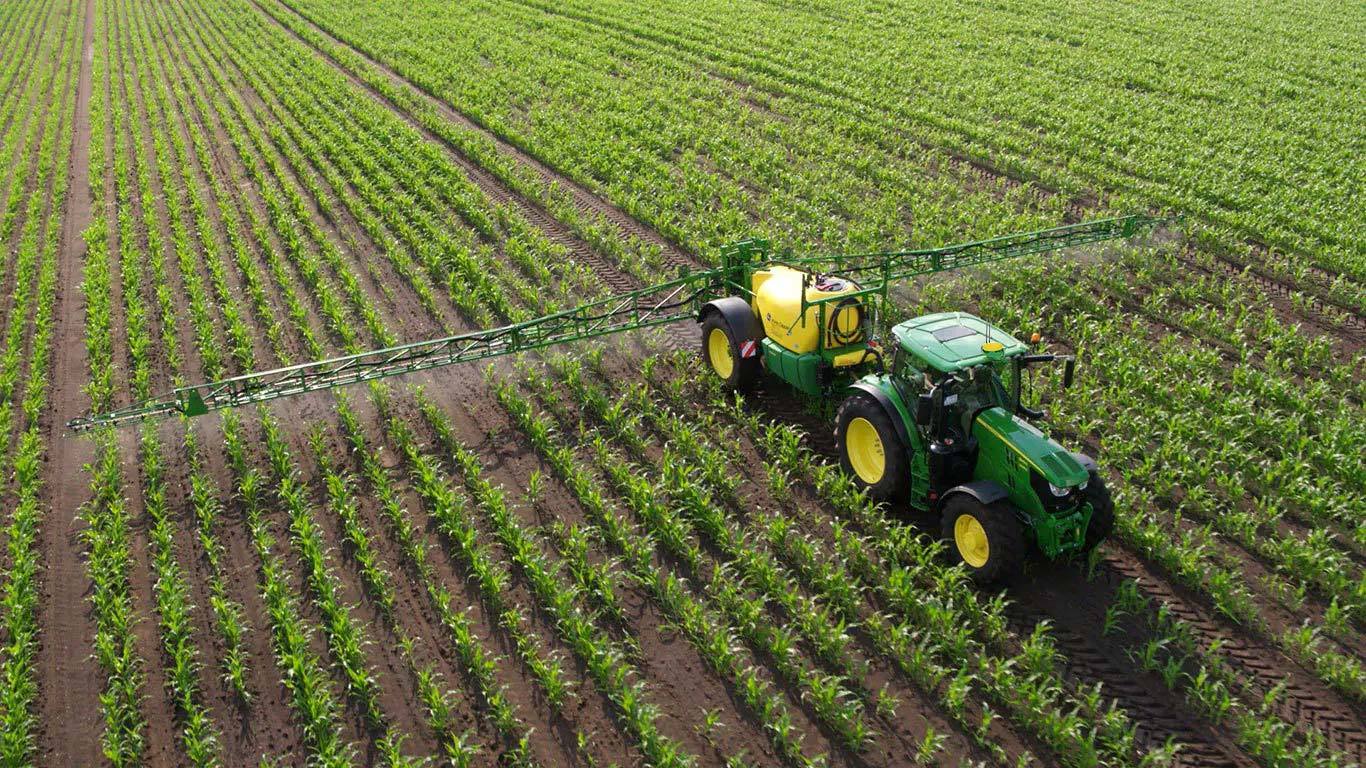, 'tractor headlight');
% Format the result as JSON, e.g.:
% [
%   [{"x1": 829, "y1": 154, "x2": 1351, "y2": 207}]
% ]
[
  {"x1": 1048, "y1": 482, "x2": 1070, "y2": 498},
  {"x1": 1078, "y1": 478, "x2": 1089, "y2": 491}
]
